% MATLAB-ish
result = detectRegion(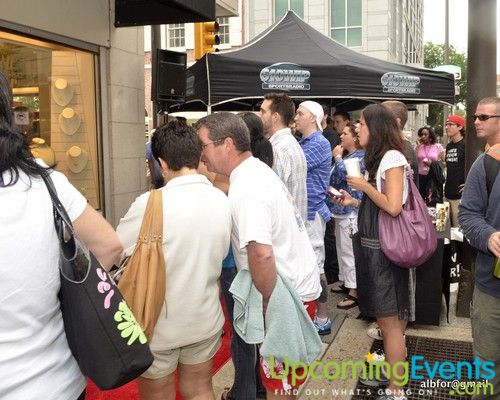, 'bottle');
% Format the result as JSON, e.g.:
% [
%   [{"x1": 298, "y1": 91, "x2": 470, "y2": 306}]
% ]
[{"x1": 493, "y1": 258, "x2": 500, "y2": 279}]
